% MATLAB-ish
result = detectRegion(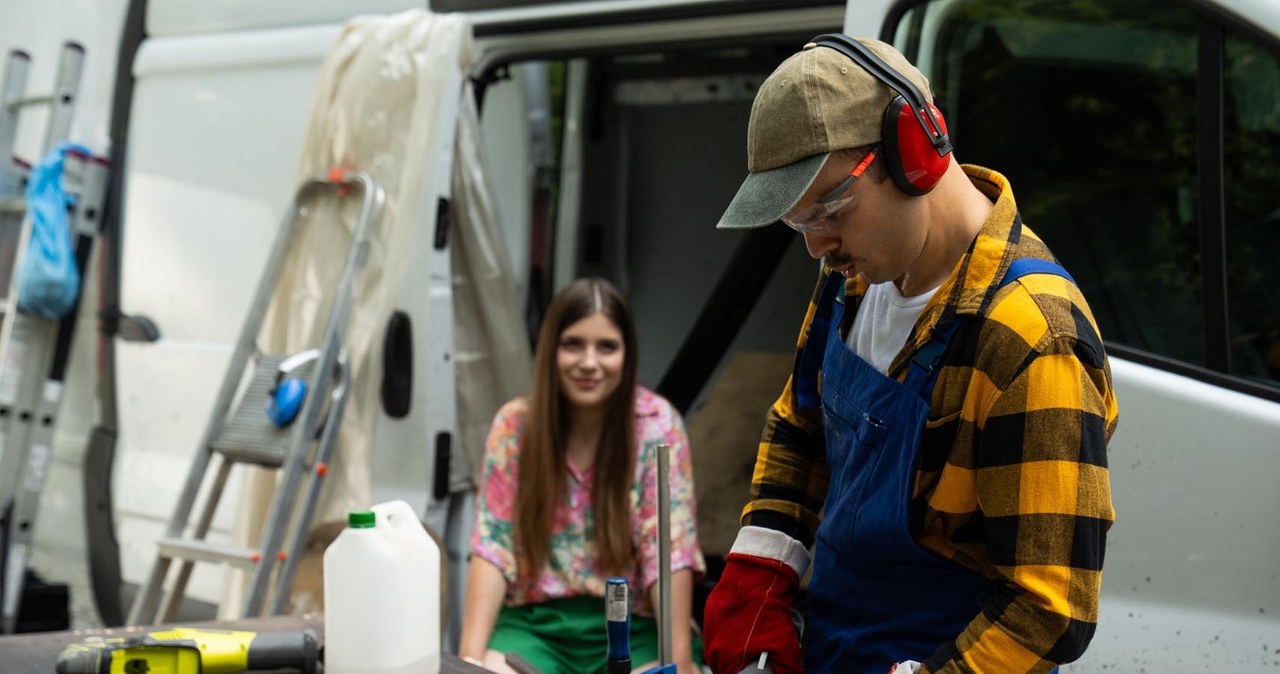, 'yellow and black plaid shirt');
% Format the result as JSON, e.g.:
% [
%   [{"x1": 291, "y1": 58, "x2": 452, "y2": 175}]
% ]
[{"x1": 743, "y1": 165, "x2": 1118, "y2": 673}]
